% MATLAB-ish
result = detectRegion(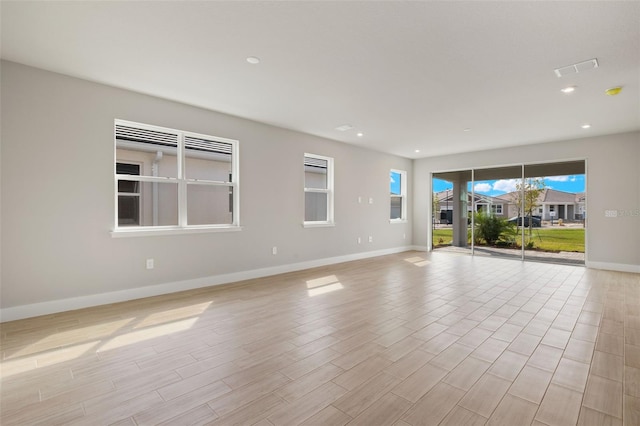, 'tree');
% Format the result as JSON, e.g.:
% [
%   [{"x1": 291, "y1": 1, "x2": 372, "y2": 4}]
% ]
[{"x1": 511, "y1": 178, "x2": 545, "y2": 236}]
